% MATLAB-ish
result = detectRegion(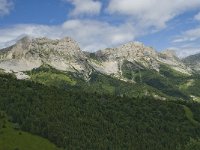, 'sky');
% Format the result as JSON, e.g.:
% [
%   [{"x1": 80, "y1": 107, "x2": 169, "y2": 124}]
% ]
[{"x1": 1, "y1": 0, "x2": 200, "y2": 57}]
